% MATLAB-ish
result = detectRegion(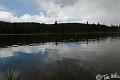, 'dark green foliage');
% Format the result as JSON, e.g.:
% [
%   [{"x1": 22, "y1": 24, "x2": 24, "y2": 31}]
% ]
[{"x1": 0, "y1": 21, "x2": 120, "y2": 34}]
